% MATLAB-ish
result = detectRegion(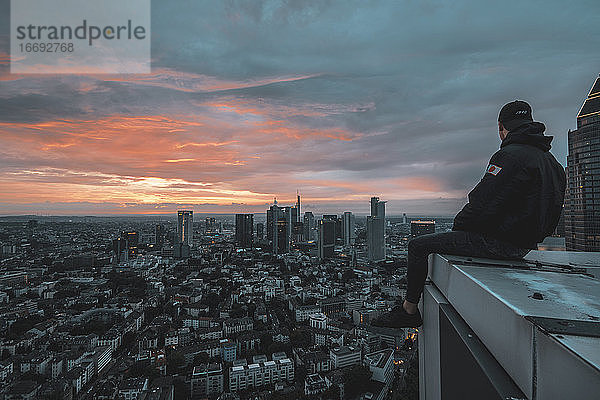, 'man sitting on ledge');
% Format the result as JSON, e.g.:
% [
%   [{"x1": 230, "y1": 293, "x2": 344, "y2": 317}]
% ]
[{"x1": 372, "y1": 100, "x2": 566, "y2": 329}]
